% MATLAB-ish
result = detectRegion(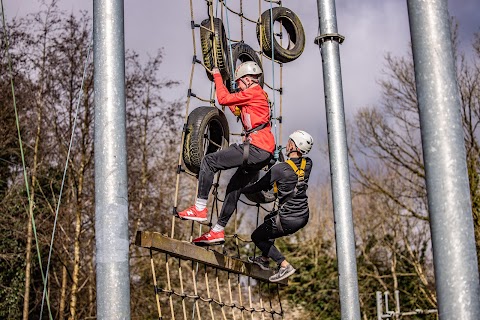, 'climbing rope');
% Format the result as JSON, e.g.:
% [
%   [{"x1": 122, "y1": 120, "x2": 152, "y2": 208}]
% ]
[
  {"x1": 1, "y1": 3, "x2": 54, "y2": 319},
  {"x1": 39, "y1": 34, "x2": 93, "y2": 320},
  {"x1": 2, "y1": 4, "x2": 98, "y2": 318}
]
